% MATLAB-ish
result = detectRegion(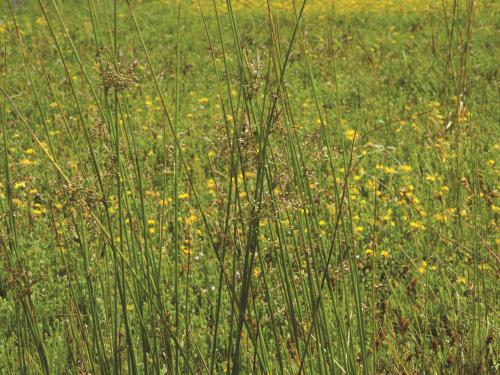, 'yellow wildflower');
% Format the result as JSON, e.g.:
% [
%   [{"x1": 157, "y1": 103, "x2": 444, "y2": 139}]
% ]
[
  {"x1": 185, "y1": 214, "x2": 197, "y2": 226},
  {"x1": 399, "y1": 164, "x2": 412, "y2": 173},
  {"x1": 410, "y1": 221, "x2": 425, "y2": 231},
  {"x1": 379, "y1": 250, "x2": 390, "y2": 258},
  {"x1": 418, "y1": 261, "x2": 427, "y2": 275},
  {"x1": 344, "y1": 129, "x2": 356, "y2": 141}
]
